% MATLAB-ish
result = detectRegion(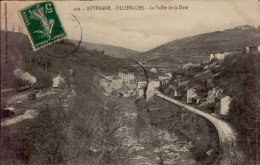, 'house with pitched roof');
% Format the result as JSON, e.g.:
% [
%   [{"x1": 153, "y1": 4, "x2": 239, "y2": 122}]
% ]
[
  {"x1": 187, "y1": 88, "x2": 197, "y2": 104},
  {"x1": 52, "y1": 74, "x2": 65, "y2": 88},
  {"x1": 116, "y1": 84, "x2": 133, "y2": 97}
]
